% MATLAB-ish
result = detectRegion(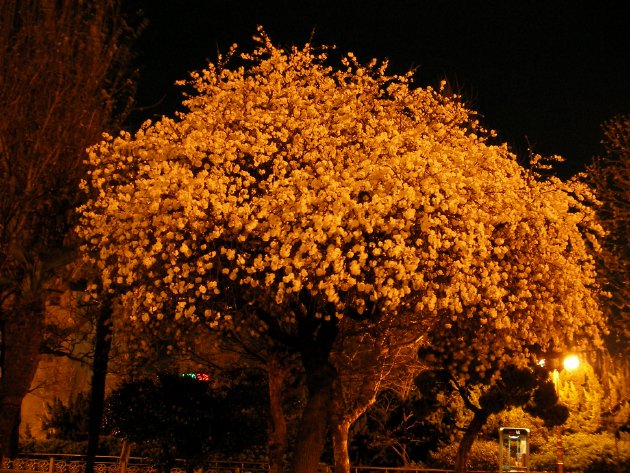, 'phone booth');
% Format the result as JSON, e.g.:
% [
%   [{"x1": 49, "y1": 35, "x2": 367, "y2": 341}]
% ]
[{"x1": 499, "y1": 427, "x2": 529, "y2": 473}]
